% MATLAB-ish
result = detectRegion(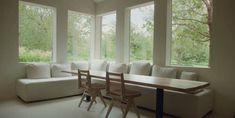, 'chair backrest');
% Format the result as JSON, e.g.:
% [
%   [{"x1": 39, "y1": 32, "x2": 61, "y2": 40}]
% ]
[
  {"x1": 78, "y1": 69, "x2": 91, "y2": 89},
  {"x1": 106, "y1": 72, "x2": 125, "y2": 99}
]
